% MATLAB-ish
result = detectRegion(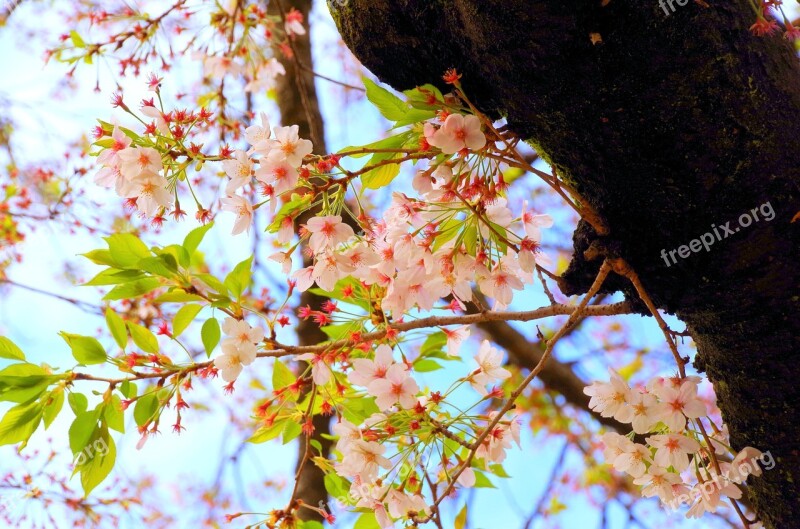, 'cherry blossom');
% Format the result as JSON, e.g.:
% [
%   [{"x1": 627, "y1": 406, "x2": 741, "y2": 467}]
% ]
[
  {"x1": 268, "y1": 125, "x2": 313, "y2": 167},
  {"x1": 521, "y1": 200, "x2": 554, "y2": 241},
  {"x1": 647, "y1": 433, "x2": 701, "y2": 472},
  {"x1": 220, "y1": 195, "x2": 254, "y2": 235},
  {"x1": 117, "y1": 147, "x2": 162, "y2": 179},
  {"x1": 306, "y1": 215, "x2": 355, "y2": 253},
  {"x1": 222, "y1": 150, "x2": 253, "y2": 194},
  {"x1": 469, "y1": 340, "x2": 511, "y2": 396},
  {"x1": 297, "y1": 353, "x2": 332, "y2": 386},
  {"x1": 214, "y1": 341, "x2": 257, "y2": 383},
  {"x1": 120, "y1": 173, "x2": 173, "y2": 217},
  {"x1": 338, "y1": 440, "x2": 392, "y2": 480},
  {"x1": 349, "y1": 344, "x2": 396, "y2": 387},
  {"x1": 255, "y1": 158, "x2": 299, "y2": 195},
  {"x1": 428, "y1": 114, "x2": 486, "y2": 154},
  {"x1": 367, "y1": 363, "x2": 420, "y2": 410},
  {"x1": 652, "y1": 379, "x2": 707, "y2": 432}
]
